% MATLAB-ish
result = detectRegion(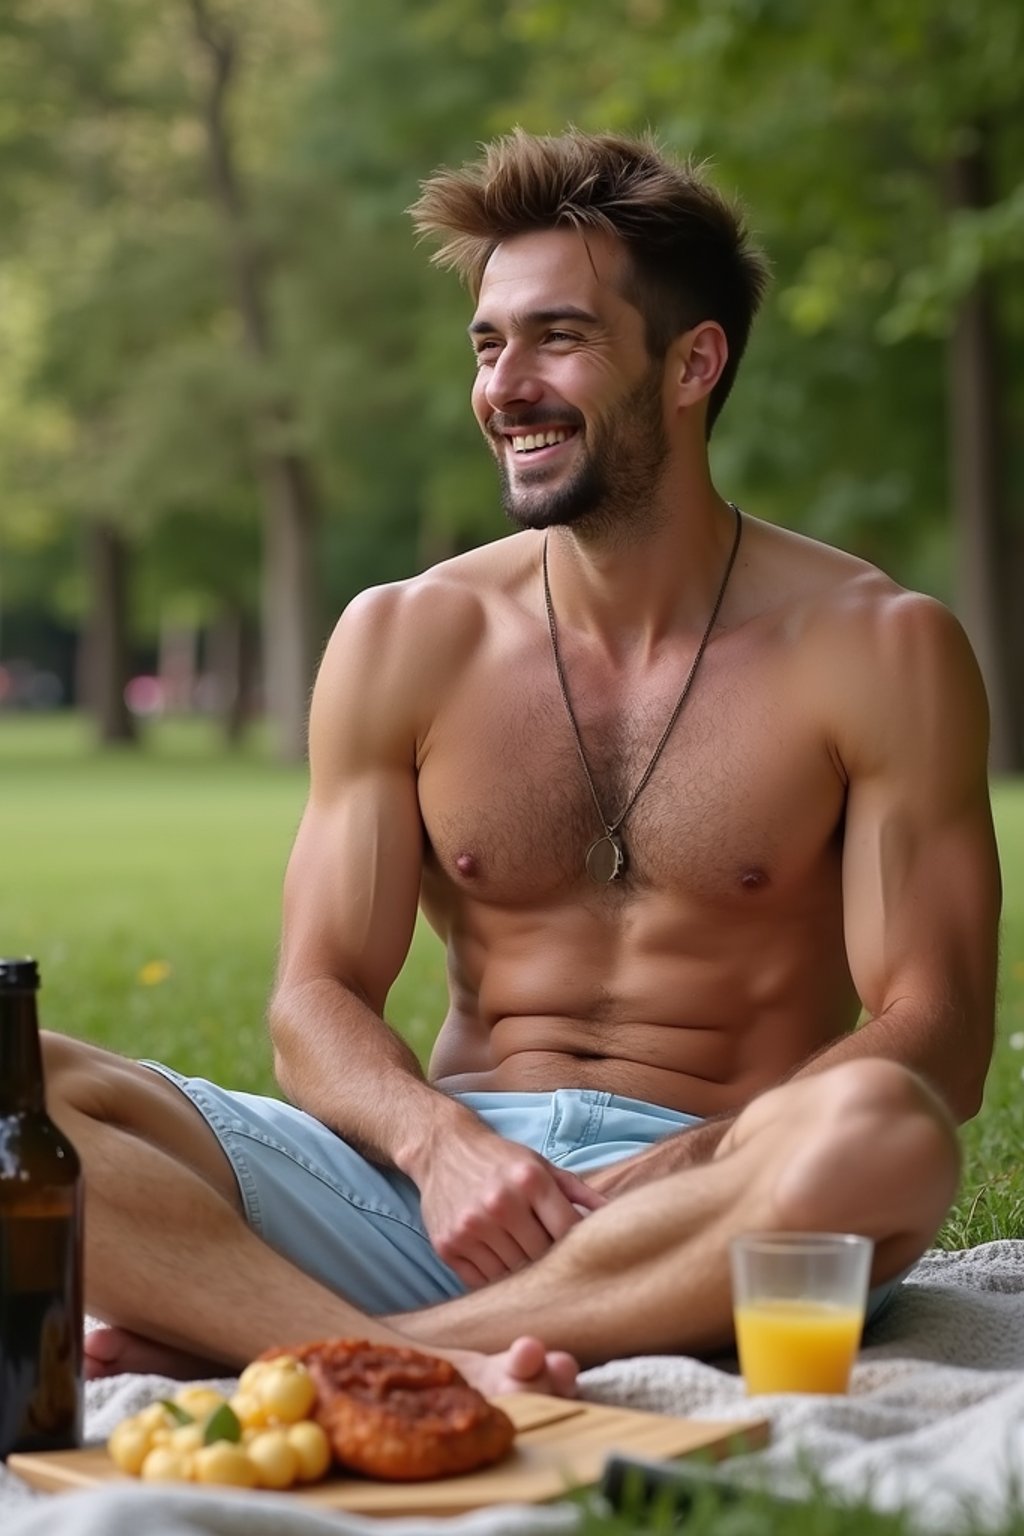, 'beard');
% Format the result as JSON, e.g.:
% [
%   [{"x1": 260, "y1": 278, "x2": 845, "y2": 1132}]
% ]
[{"x1": 492, "y1": 364, "x2": 669, "y2": 536}]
